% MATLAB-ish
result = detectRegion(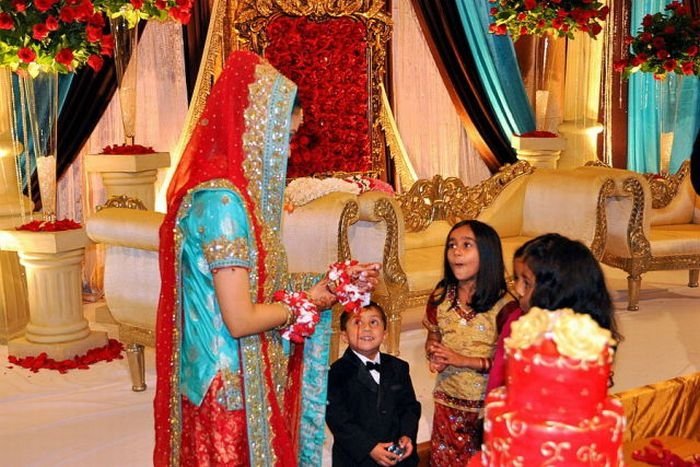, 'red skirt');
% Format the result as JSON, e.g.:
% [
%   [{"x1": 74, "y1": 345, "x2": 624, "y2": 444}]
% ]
[
  {"x1": 429, "y1": 398, "x2": 483, "y2": 467},
  {"x1": 180, "y1": 374, "x2": 250, "y2": 466}
]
